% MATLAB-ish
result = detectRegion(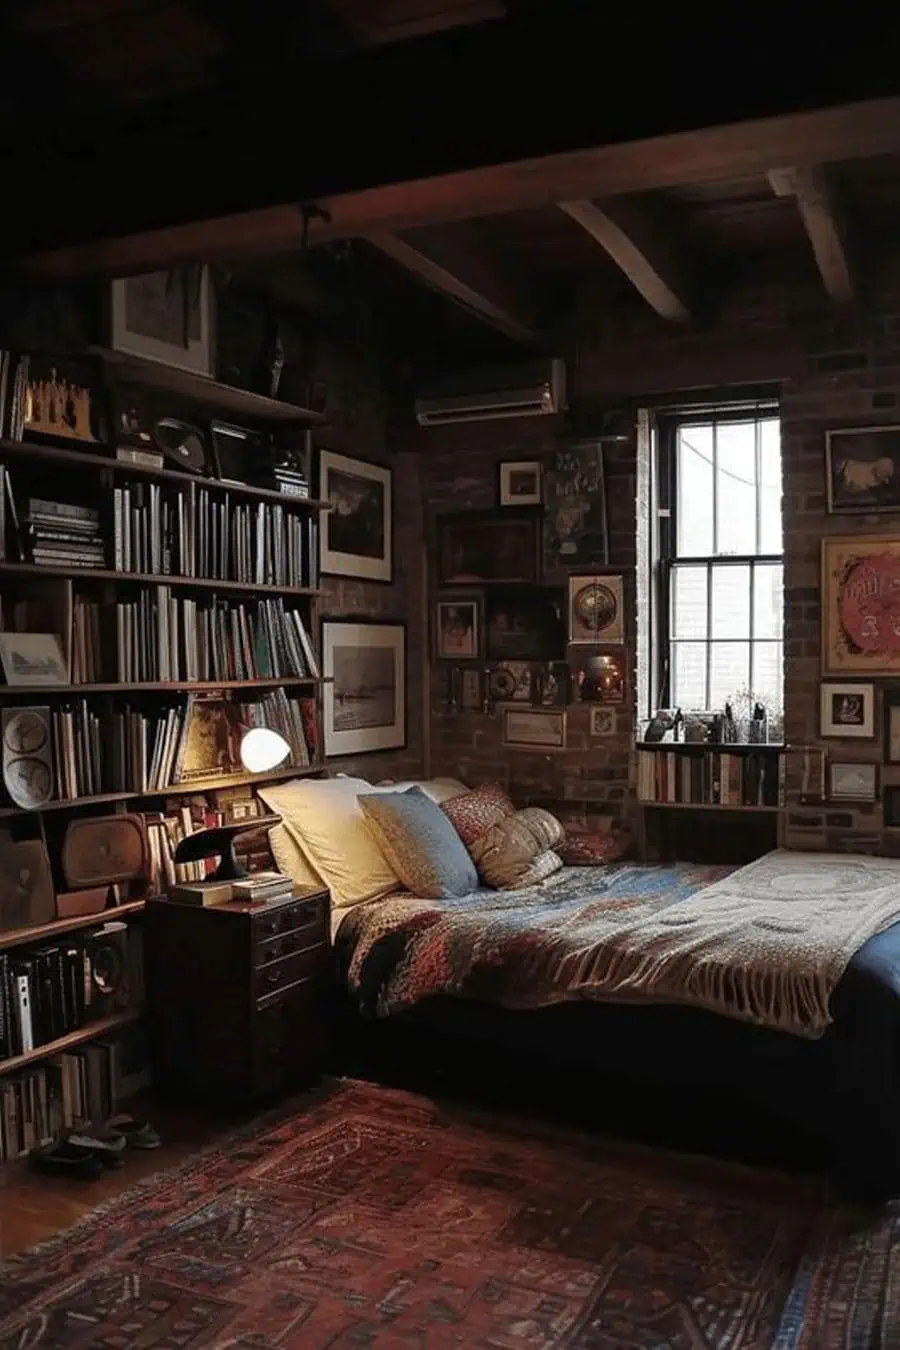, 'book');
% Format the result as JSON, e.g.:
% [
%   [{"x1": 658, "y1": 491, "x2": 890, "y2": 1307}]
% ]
[{"x1": 167, "y1": 880, "x2": 235, "y2": 907}]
